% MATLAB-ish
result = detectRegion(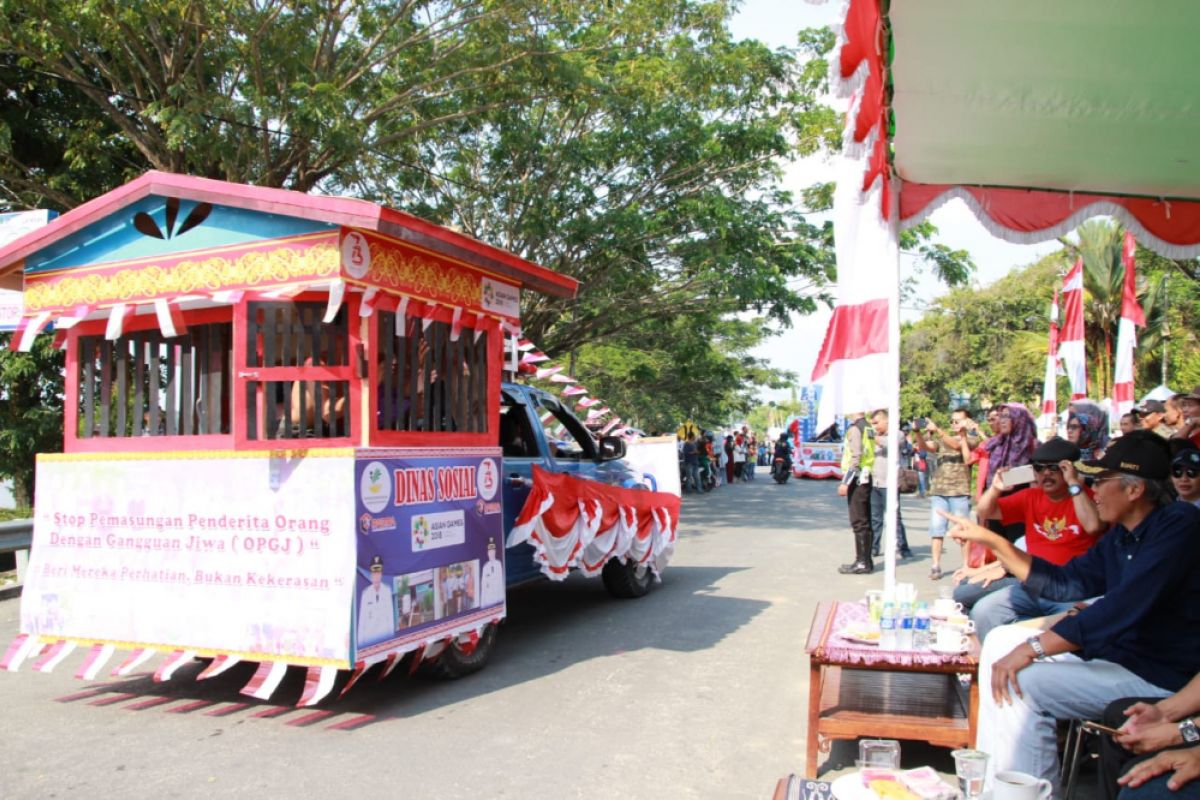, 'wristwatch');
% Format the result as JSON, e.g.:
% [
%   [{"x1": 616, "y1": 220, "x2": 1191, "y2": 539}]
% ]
[
  {"x1": 1026, "y1": 636, "x2": 1047, "y2": 659},
  {"x1": 1068, "y1": 484, "x2": 1084, "y2": 497},
  {"x1": 1181, "y1": 719, "x2": 1200, "y2": 744}
]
